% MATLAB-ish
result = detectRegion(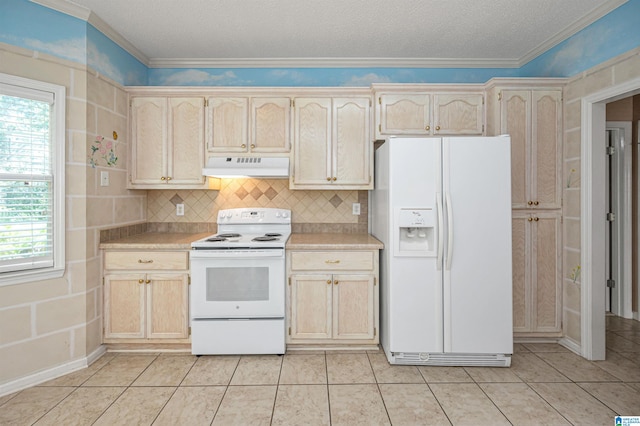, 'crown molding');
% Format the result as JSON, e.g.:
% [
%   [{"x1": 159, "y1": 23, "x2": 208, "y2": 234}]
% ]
[
  {"x1": 29, "y1": 0, "x2": 150, "y2": 66},
  {"x1": 148, "y1": 57, "x2": 521, "y2": 69},
  {"x1": 517, "y1": 0, "x2": 627, "y2": 67}
]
